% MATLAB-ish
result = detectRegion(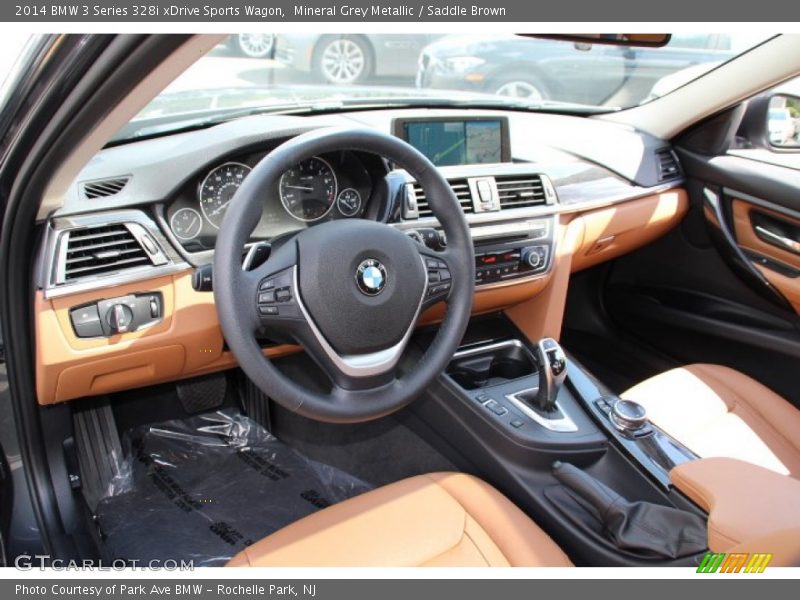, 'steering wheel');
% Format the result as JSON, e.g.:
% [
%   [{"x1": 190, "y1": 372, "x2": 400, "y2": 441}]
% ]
[{"x1": 213, "y1": 127, "x2": 475, "y2": 423}]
